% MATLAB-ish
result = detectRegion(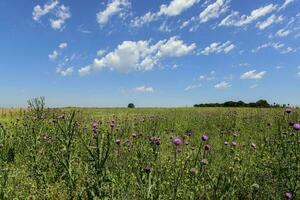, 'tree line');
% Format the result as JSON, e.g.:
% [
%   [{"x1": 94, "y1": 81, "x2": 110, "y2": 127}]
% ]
[{"x1": 193, "y1": 100, "x2": 283, "y2": 108}]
